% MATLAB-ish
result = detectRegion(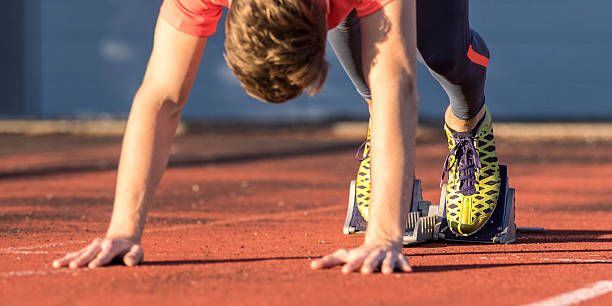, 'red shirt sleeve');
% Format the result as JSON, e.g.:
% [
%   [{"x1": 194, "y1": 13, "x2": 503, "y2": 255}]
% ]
[
  {"x1": 160, "y1": 0, "x2": 223, "y2": 37},
  {"x1": 354, "y1": 0, "x2": 396, "y2": 18}
]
